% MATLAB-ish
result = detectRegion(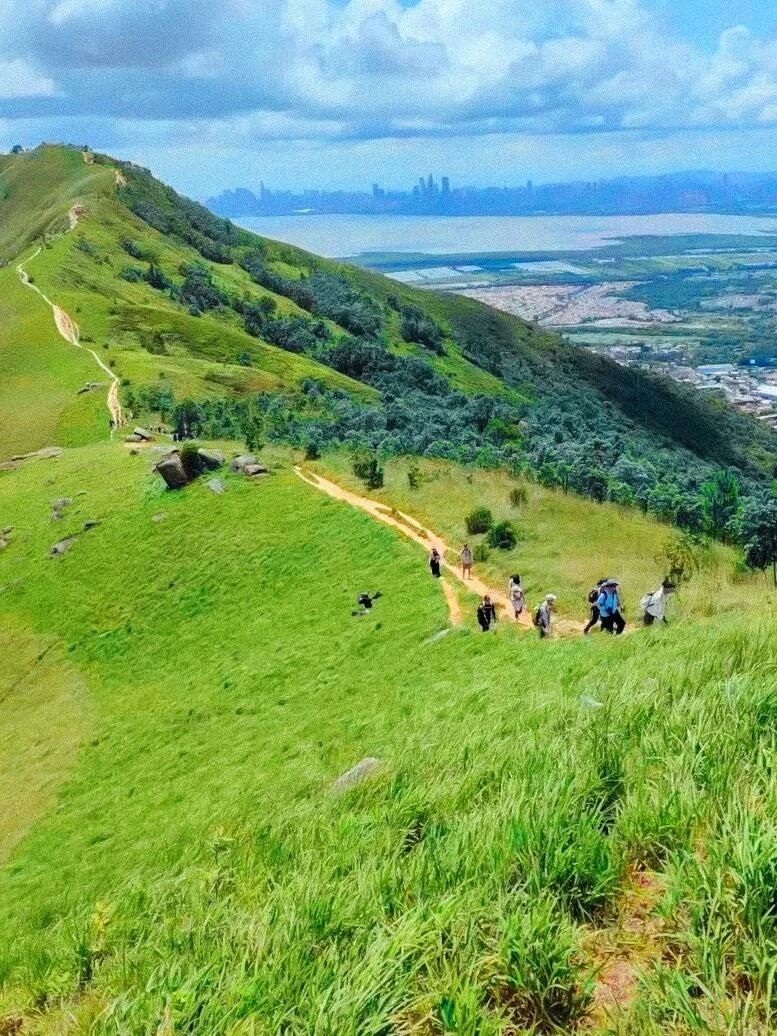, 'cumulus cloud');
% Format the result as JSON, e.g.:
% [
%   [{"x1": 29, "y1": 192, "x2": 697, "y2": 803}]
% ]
[{"x1": 3, "y1": 0, "x2": 777, "y2": 145}]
